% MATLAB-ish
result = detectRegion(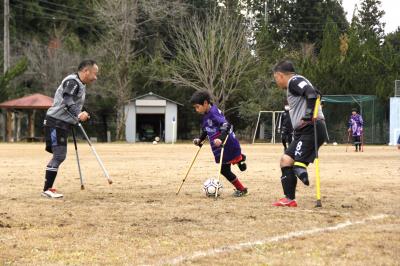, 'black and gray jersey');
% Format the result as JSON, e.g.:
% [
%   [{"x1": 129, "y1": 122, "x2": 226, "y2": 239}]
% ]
[
  {"x1": 287, "y1": 75, "x2": 324, "y2": 130},
  {"x1": 46, "y1": 73, "x2": 86, "y2": 127}
]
